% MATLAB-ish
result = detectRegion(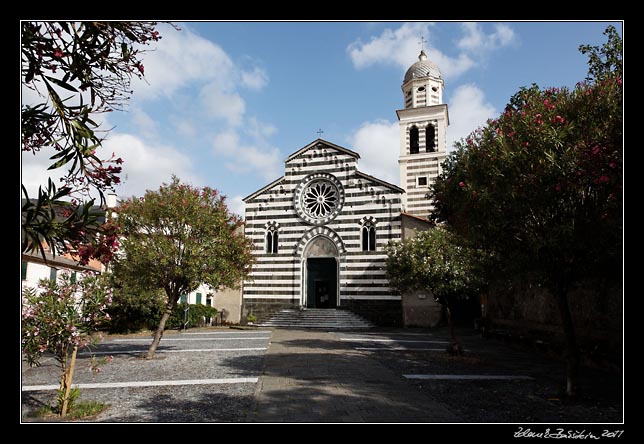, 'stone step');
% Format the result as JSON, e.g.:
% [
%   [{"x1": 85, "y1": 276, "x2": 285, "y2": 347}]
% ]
[
  {"x1": 257, "y1": 308, "x2": 374, "y2": 329},
  {"x1": 266, "y1": 316, "x2": 365, "y2": 320},
  {"x1": 261, "y1": 320, "x2": 371, "y2": 325}
]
